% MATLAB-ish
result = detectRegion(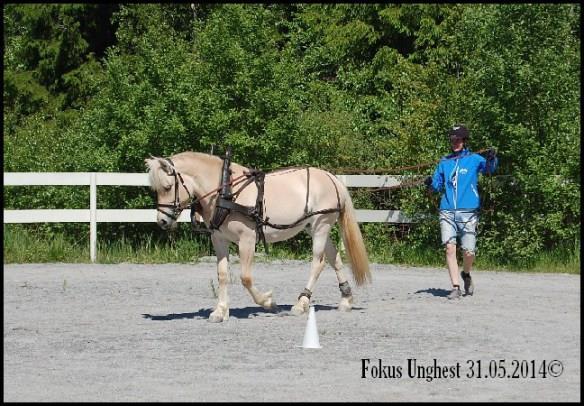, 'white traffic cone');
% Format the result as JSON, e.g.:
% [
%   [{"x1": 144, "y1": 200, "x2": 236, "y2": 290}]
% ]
[{"x1": 301, "y1": 305, "x2": 321, "y2": 349}]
